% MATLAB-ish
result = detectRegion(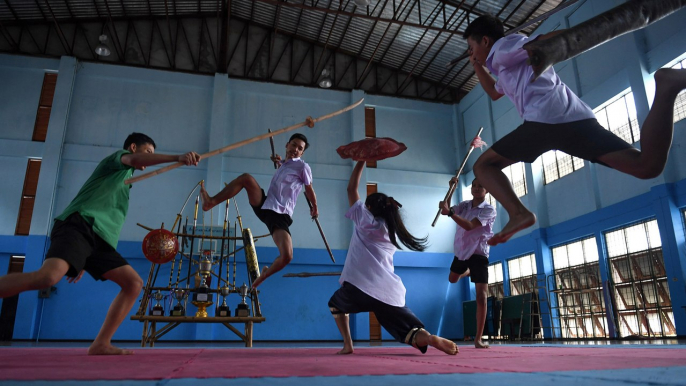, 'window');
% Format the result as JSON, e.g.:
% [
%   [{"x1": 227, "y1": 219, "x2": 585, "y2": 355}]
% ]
[
  {"x1": 364, "y1": 107, "x2": 377, "y2": 168},
  {"x1": 508, "y1": 254, "x2": 537, "y2": 296},
  {"x1": 605, "y1": 220, "x2": 675, "y2": 337},
  {"x1": 485, "y1": 193, "x2": 496, "y2": 207},
  {"x1": 487, "y1": 262, "x2": 504, "y2": 299},
  {"x1": 15, "y1": 159, "x2": 42, "y2": 235},
  {"x1": 542, "y1": 150, "x2": 584, "y2": 184},
  {"x1": 502, "y1": 162, "x2": 527, "y2": 197},
  {"x1": 594, "y1": 90, "x2": 640, "y2": 144},
  {"x1": 669, "y1": 57, "x2": 686, "y2": 123},
  {"x1": 551, "y1": 237, "x2": 608, "y2": 338},
  {"x1": 33, "y1": 73, "x2": 57, "y2": 142}
]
